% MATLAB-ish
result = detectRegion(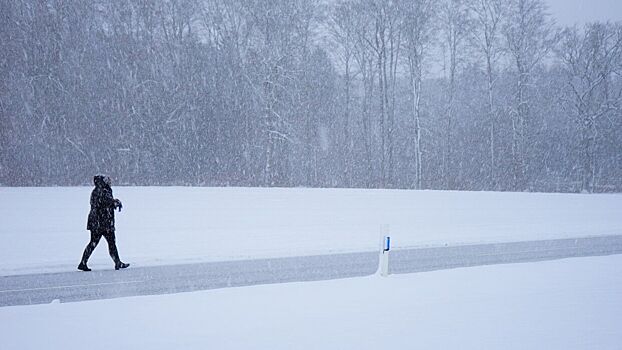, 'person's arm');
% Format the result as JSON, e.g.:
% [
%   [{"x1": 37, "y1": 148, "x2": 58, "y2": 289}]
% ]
[
  {"x1": 114, "y1": 198, "x2": 123, "y2": 211},
  {"x1": 98, "y1": 188, "x2": 117, "y2": 209}
]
